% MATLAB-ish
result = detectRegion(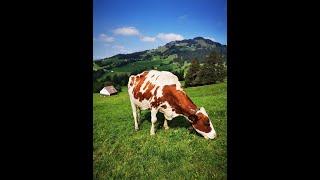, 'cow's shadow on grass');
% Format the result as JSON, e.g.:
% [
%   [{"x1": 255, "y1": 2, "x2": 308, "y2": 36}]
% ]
[{"x1": 139, "y1": 111, "x2": 201, "y2": 137}]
